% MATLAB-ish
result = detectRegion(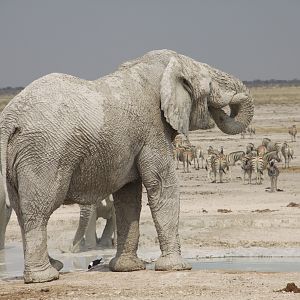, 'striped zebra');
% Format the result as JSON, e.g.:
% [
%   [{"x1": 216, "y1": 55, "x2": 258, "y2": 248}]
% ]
[
  {"x1": 193, "y1": 145, "x2": 205, "y2": 169},
  {"x1": 246, "y1": 143, "x2": 255, "y2": 154},
  {"x1": 174, "y1": 146, "x2": 194, "y2": 173},
  {"x1": 288, "y1": 125, "x2": 297, "y2": 142},
  {"x1": 182, "y1": 147, "x2": 194, "y2": 173},
  {"x1": 205, "y1": 146, "x2": 221, "y2": 180},
  {"x1": 225, "y1": 151, "x2": 245, "y2": 181},
  {"x1": 173, "y1": 135, "x2": 183, "y2": 147},
  {"x1": 267, "y1": 159, "x2": 280, "y2": 192},
  {"x1": 281, "y1": 142, "x2": 294, "y2": 168},
  {"x1": 262, "y1": 138, "x2": 281, "y2": 153},
  {"x1": 211, "y1": 154, "x2": 227, "y2": 183},
  {"x1": 205, "y1": 154, "x2": 216, "y2": 181},
  {"x1": 207, "y1": 145, "x2": 220, "y2": 156},
  {"x1": 241, "y1": 154, "x2": 254, "y2": 184},
  {"x1": 262, "y1": 137, "x2": 271, "y2": 147},
  {"x1": 251, "y1": 151, "x2": 281, "y2": 184}
]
